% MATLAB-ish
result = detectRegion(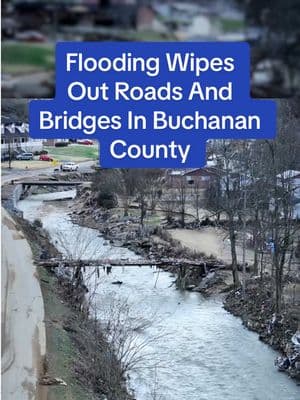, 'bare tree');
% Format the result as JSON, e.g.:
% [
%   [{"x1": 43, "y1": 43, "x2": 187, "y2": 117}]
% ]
[
  {"x1": 134, "y1": 169, "x2": 164, "y2": 227},
  {"x1": 207, "y1": 101, "x2": 300, "y2": 307},
  {"x1": 191, "y1": 179, "x2": 203, "y2": 222},
  {"x1": 53, "y1": 226, "x2": 110, "y2": 311},
  {"x1": 73, "y1": 313, "x2": 132, "y2": 400},
  {"x1": 119, "y1": 169, "x2": 139, "y2": 216},
  {"x1": 175, "y1": 175, "x2": 188, "y2": 227},
  {"x1": 258, "y1": 101, "x2": 300, "y2": 312},
  {"x1": 96, "y1": 294, "x2": 168, "y2": 374},
  {"x1": 146, "y1": 171, "x2": 164, "y2": 214},
  {"x1": 150, "y1": 366, "x2": 164, "y2": 400},
  {"x1": 209, "y1": 140, "x2": 242, "y2": 287},
  {"x1": 161, "y1": 192, "x2": 177, "y2": 224}
]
